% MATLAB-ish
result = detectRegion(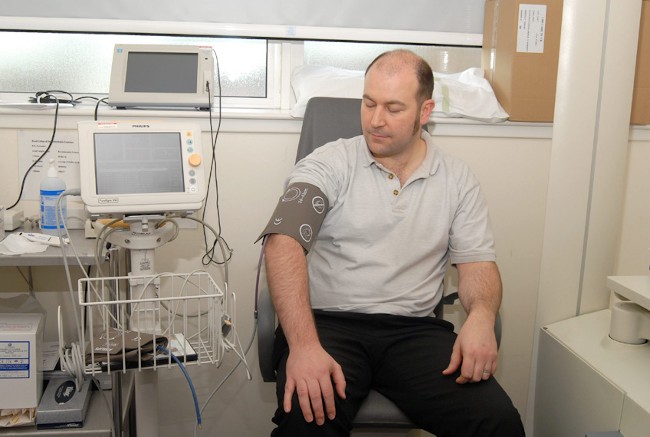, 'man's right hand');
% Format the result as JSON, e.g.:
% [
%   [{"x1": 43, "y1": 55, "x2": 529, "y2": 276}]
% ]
[{"x1": 284, "y1": 343, "x2": 347, "y2": 426}]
